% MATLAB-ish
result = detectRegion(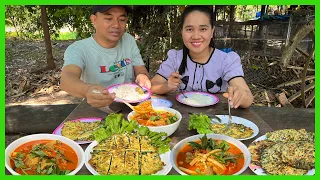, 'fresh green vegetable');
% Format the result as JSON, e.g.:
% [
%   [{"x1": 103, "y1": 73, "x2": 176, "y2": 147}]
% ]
[
  {"x1": 188, "y1": 113, "x2": 213, "y2": 134},
  {"x1": 93, "y1": 113, "x2": 171, "y2": 154}
]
